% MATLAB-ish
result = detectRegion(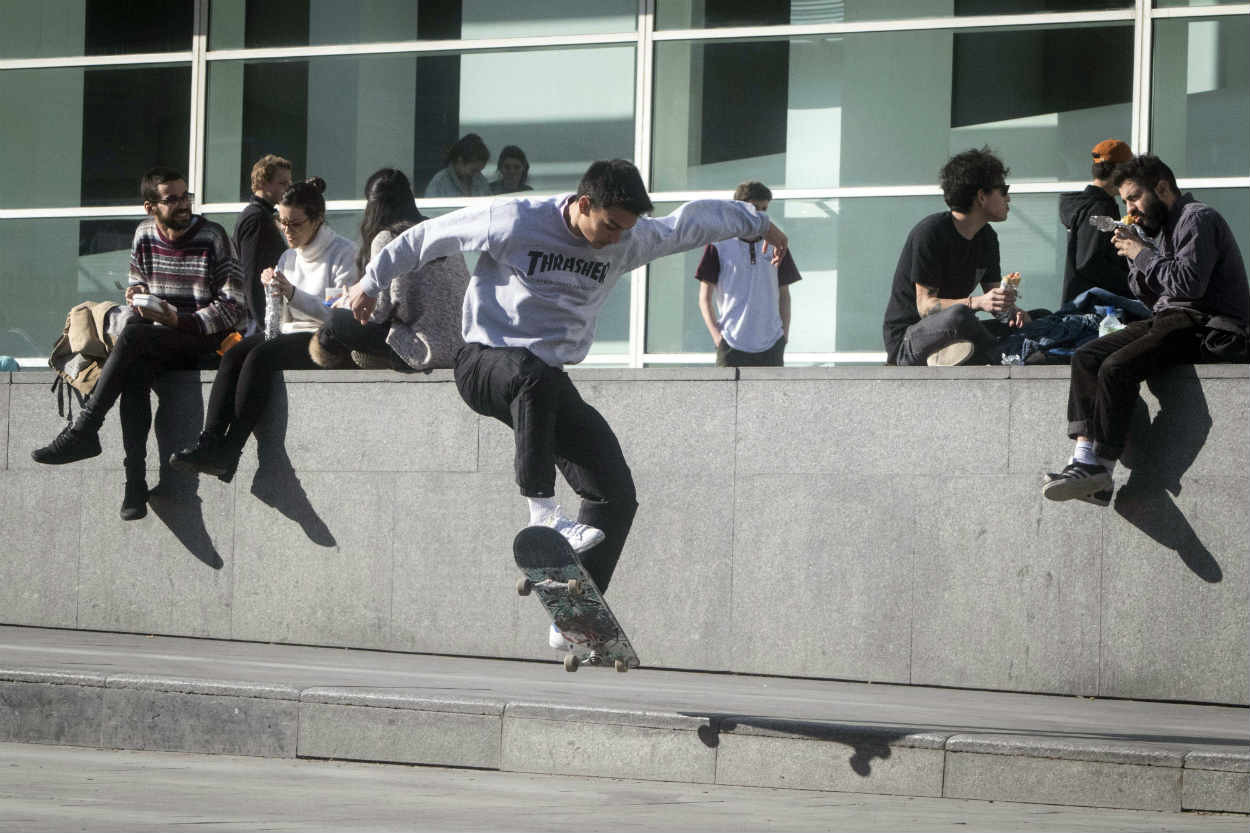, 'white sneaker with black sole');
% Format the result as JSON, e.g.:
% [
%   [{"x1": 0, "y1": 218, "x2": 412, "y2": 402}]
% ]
[
  {"x1": 539, "y1": 505, "x2": 605, "y2": 554},
  {"x1": 1042, "y1": 461, "x2": 1113, "y2": 502}
]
